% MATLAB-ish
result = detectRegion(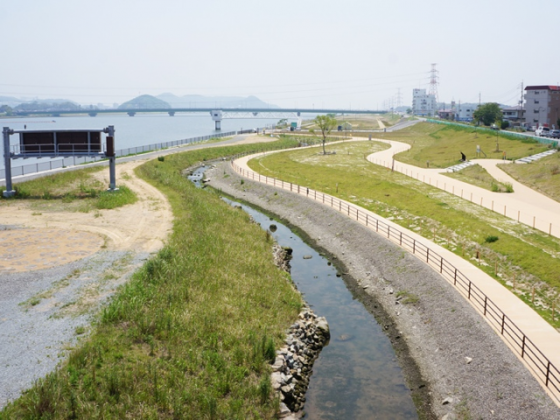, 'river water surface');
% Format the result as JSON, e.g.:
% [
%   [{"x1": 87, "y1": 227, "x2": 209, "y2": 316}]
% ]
[{"x1": 189, "y1": 167, "x2": 418, "y2": 419}]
